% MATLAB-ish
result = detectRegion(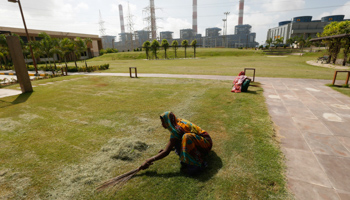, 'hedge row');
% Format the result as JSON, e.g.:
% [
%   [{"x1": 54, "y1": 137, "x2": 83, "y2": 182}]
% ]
[{"x1": 0, "y1": 64, "x2": 109, "y2": 72}]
